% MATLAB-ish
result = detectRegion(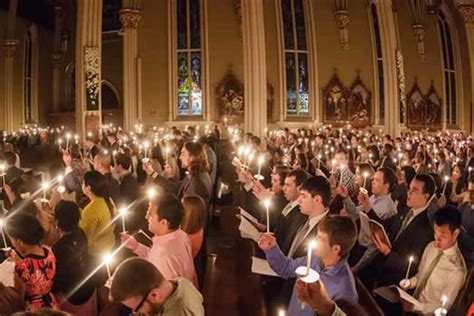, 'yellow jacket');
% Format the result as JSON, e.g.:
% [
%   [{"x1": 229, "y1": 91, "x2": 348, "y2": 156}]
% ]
[{"x1": 79, "y1": 197, "x2": 116, "y2": 257}]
